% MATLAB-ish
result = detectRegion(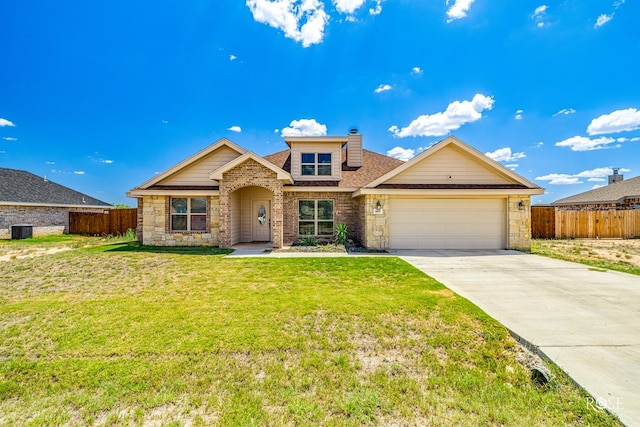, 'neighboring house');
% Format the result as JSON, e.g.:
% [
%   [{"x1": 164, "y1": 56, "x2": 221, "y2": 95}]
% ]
[
  {"x1": 127, "y1": 133, "x2": 543, "y2": 250},
  {"x1": 552, "y1": 171, "x2": 640, "y2": 211},
  {"x1": 0, "y1": 168, "x2": 113, "y2": 238}
]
